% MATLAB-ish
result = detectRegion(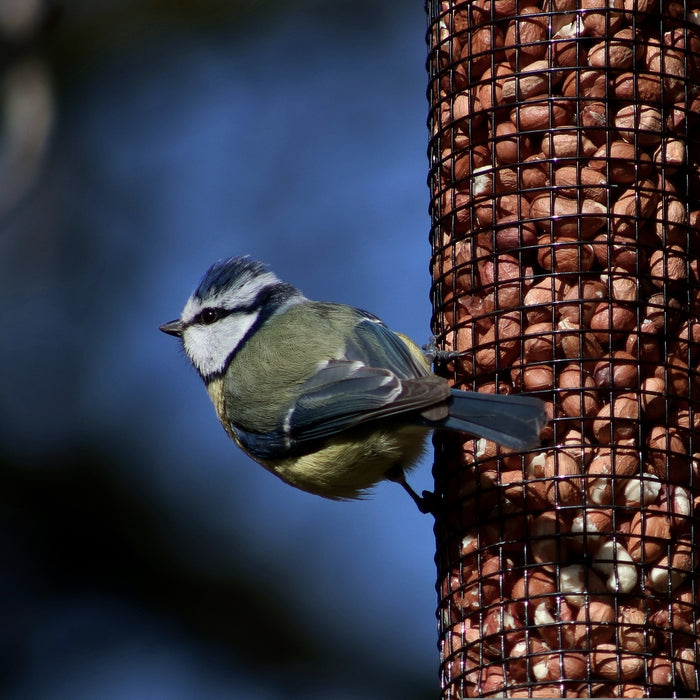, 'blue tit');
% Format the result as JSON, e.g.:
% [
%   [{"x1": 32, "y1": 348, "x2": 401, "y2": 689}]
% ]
[{"x1": 159, "y1": 257, "x2": 547, "y2": 509}]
